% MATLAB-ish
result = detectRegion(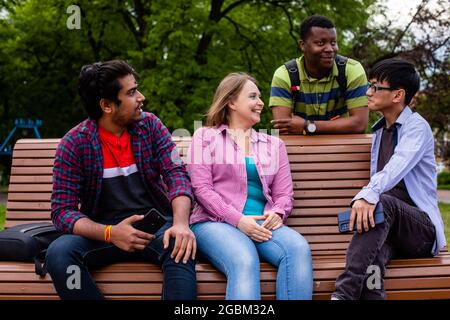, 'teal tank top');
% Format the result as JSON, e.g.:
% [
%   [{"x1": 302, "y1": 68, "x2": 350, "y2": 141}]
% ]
[{"x1": 242, "y1": 157, "x2": 267, "y2": 215}]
